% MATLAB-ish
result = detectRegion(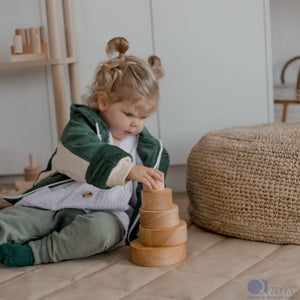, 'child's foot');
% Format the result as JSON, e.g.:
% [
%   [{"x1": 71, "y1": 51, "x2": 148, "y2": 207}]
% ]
[{"x1": 0, "y1": 243, "x2": 34, "y2": 267}]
